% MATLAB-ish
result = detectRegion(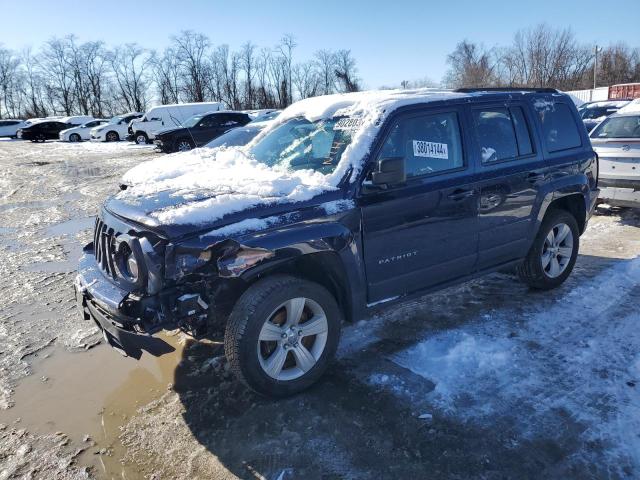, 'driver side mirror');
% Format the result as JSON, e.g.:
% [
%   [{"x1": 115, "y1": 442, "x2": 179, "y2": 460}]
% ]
[{"x1": 371, "y1": 157, "x2": 406, "y2": 186}]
